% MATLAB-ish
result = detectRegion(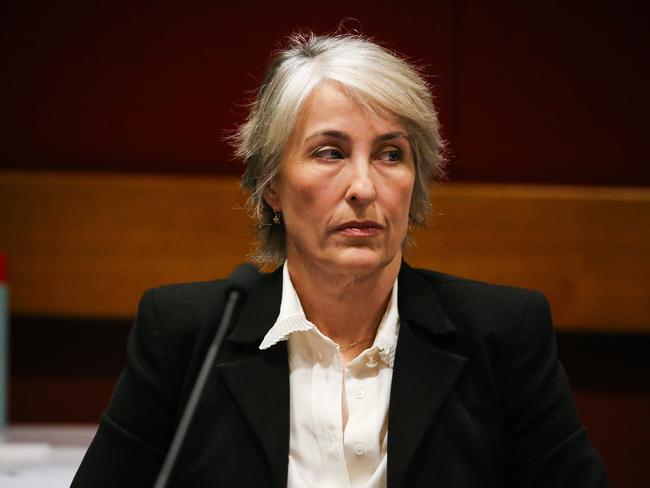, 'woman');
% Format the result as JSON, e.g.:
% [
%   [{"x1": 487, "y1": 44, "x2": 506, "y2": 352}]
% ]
[{"x1": 73, "y1": 33, "x2": 609, "y2": 487}]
